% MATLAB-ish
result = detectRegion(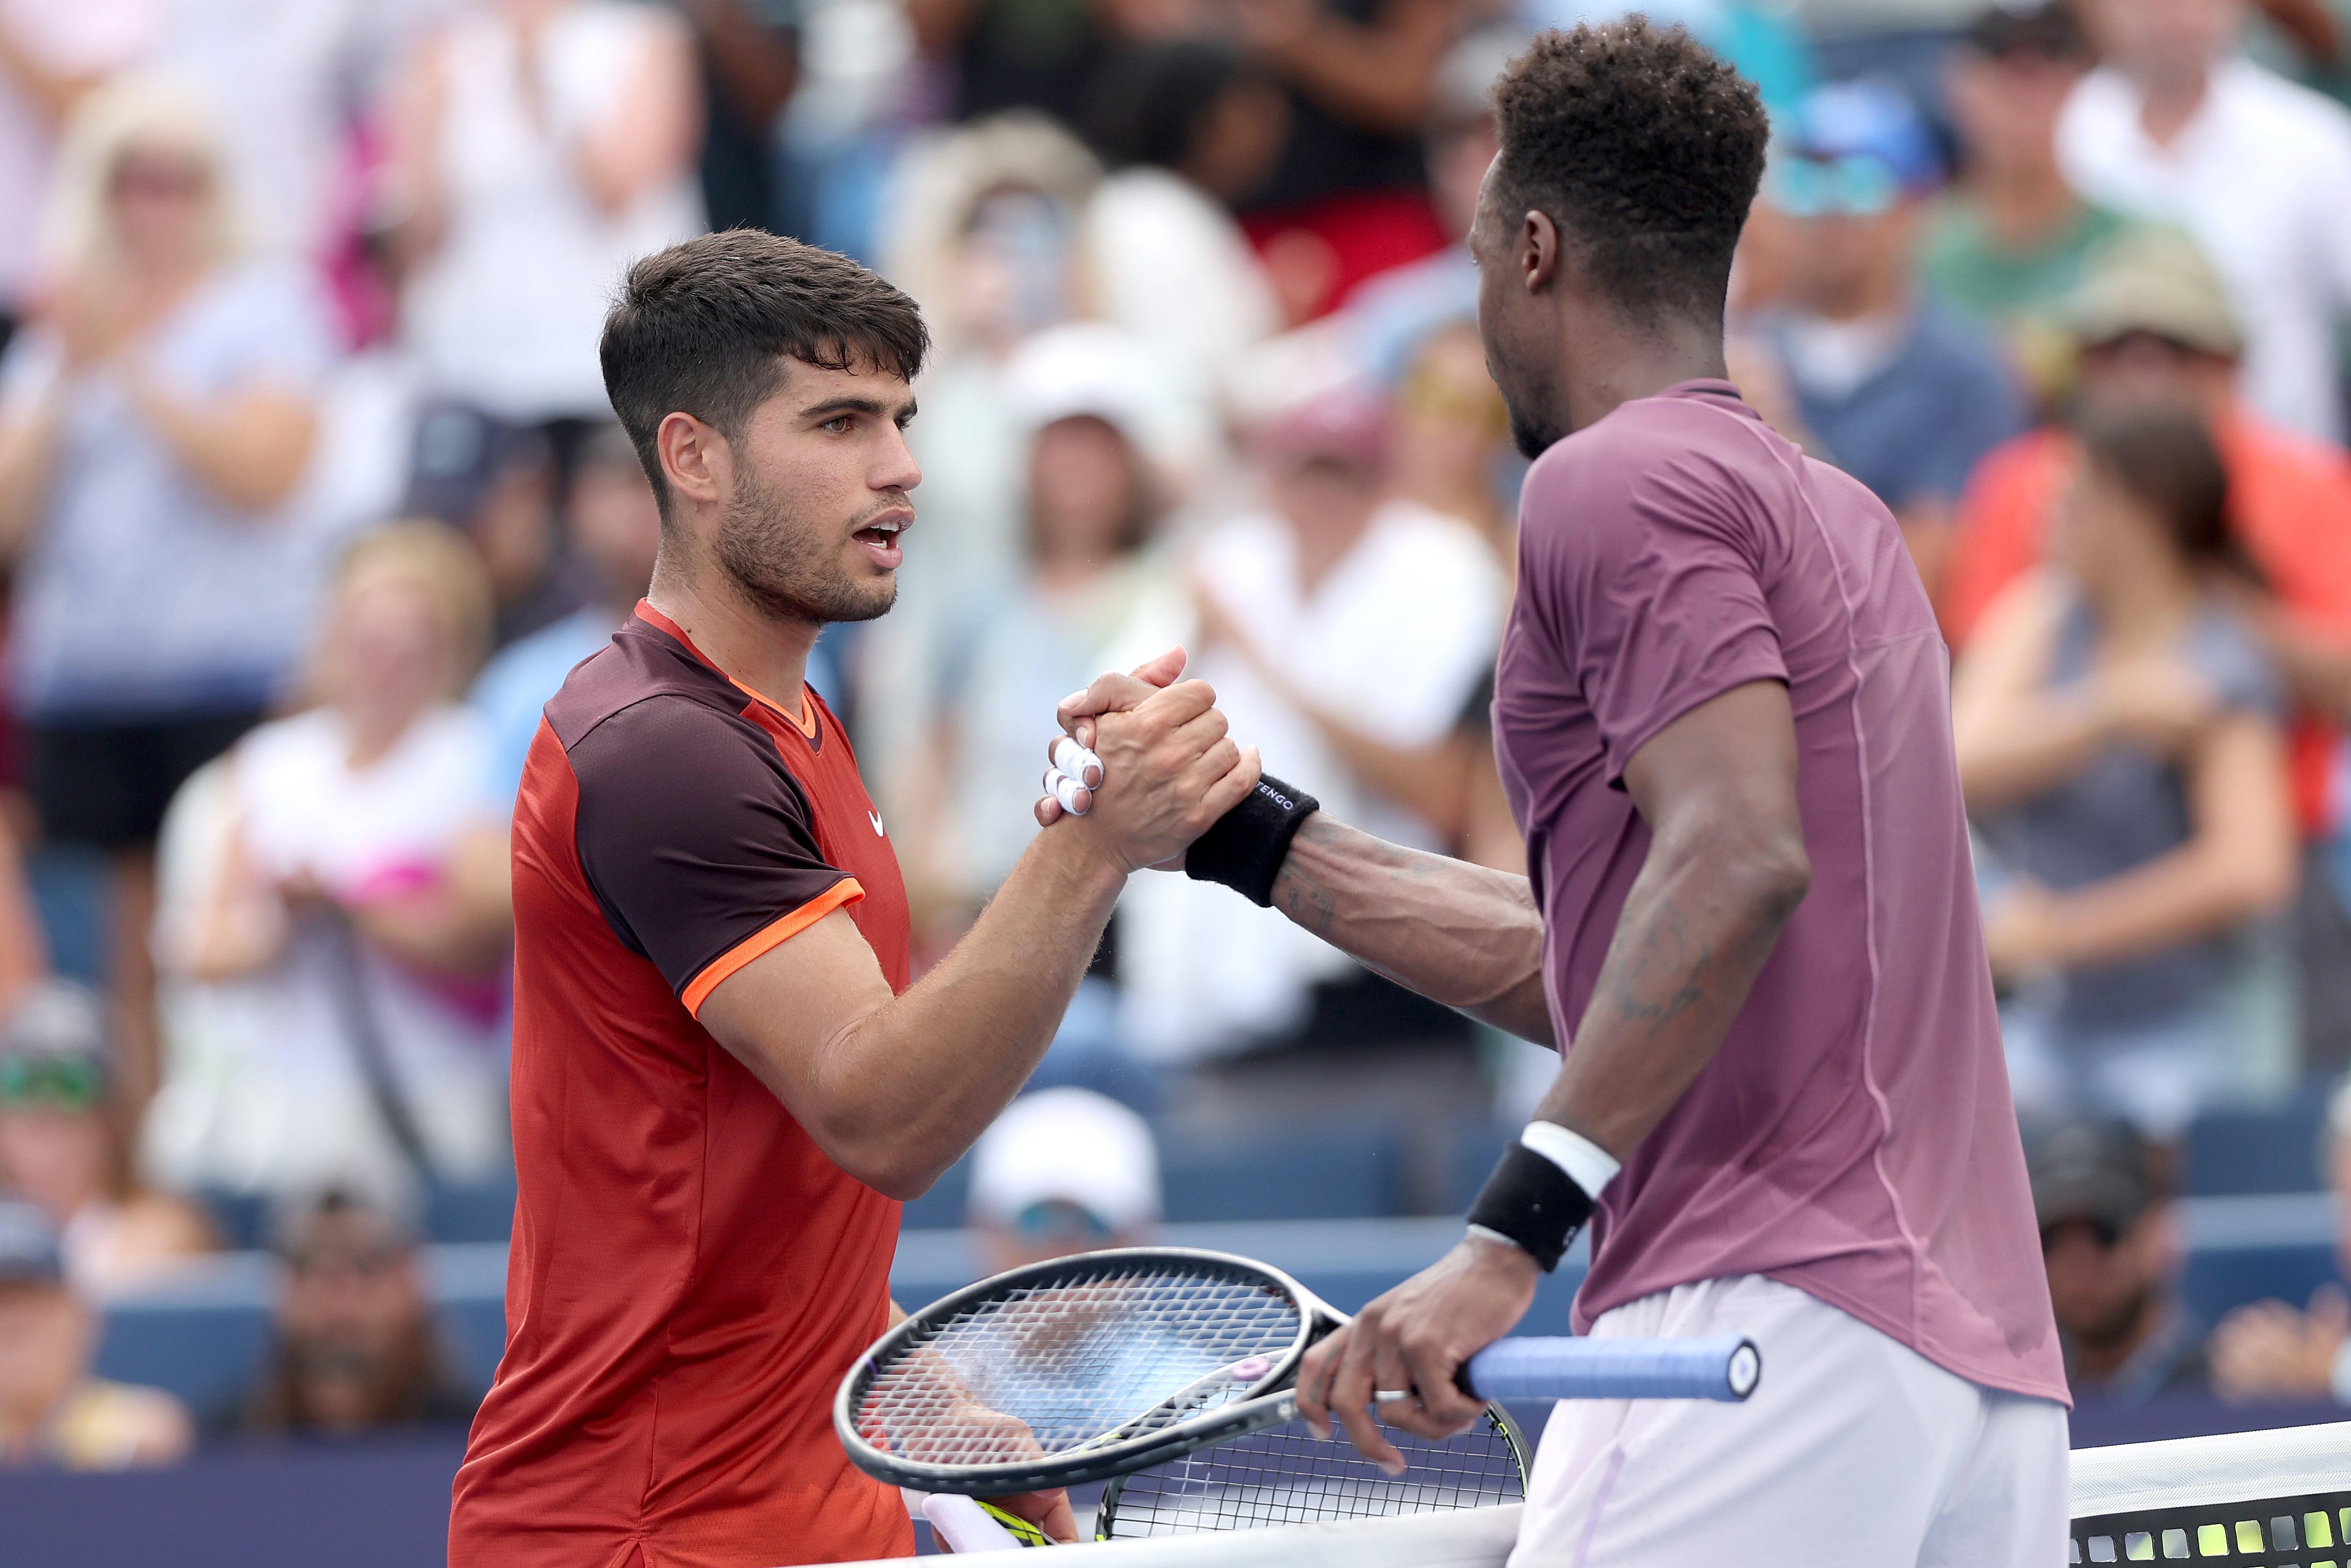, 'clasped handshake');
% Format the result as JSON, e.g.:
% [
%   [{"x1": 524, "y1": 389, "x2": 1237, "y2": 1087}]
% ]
[{"x1": 1027, "y1": 646, "x2": 1316, "y2": 902}]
